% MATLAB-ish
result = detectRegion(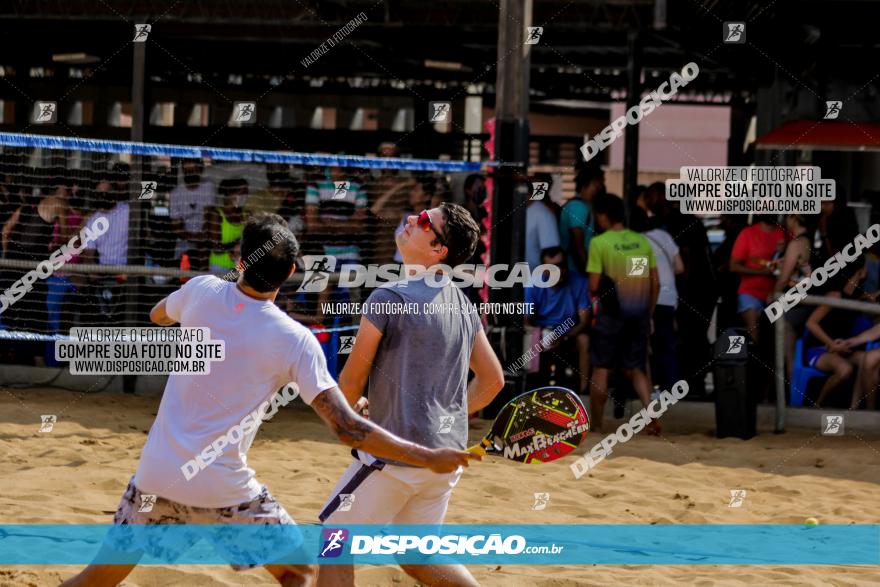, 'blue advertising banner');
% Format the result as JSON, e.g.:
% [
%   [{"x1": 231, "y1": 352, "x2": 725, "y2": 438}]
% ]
[{"x1": 1, "y1": 525, "x2": 877, "y2": 566}]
